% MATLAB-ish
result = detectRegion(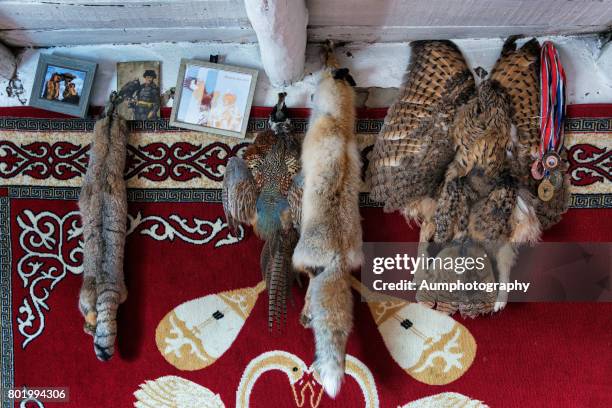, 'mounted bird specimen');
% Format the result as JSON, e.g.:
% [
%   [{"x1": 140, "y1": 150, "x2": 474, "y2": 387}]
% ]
[
  {"x1": 292, "y1": 41, "x2": 362, "y2": 398},
  {"x1": 222, "y1": 92, "x2": 302, "y2": 330},
  {"x1": 367, "y1": 38, "x2": 569, "y2": 314}
]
